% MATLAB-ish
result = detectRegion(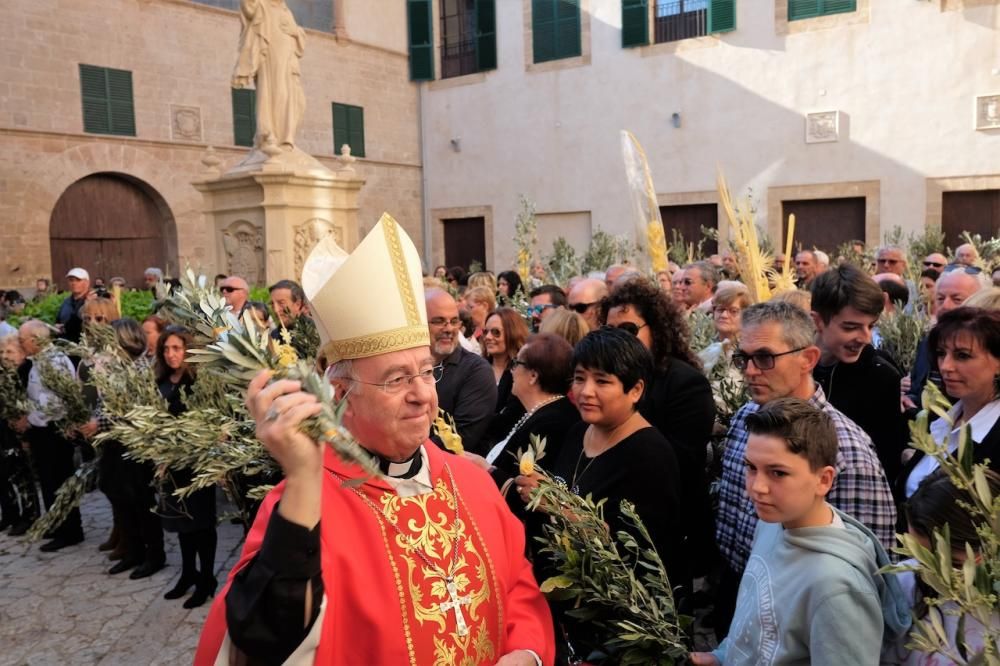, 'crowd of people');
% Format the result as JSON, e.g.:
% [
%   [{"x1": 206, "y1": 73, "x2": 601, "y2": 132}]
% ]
[{"x1": 2, "y1": 227, "x2": 1000, "y2": 664}]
